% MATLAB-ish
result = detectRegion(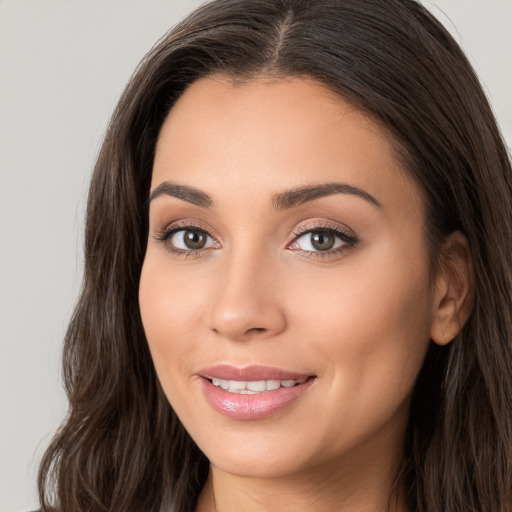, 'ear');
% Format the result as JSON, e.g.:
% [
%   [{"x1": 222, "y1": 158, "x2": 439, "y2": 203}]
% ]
[{"x1": 430, "y1": 231, "x2": 475, "y2": 346}]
